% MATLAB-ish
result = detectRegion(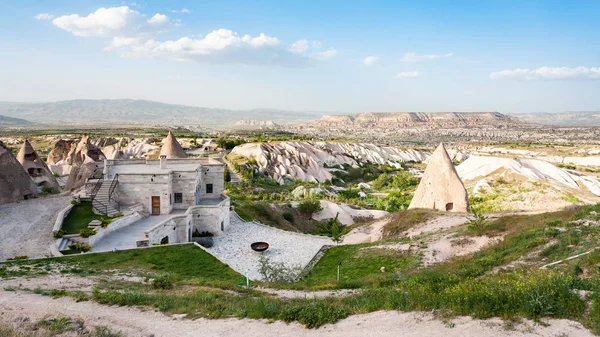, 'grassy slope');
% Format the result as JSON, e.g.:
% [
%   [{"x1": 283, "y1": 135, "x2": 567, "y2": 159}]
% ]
[{"x1": 61, "y1": 202, "x2": 103, "y2": 234}]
